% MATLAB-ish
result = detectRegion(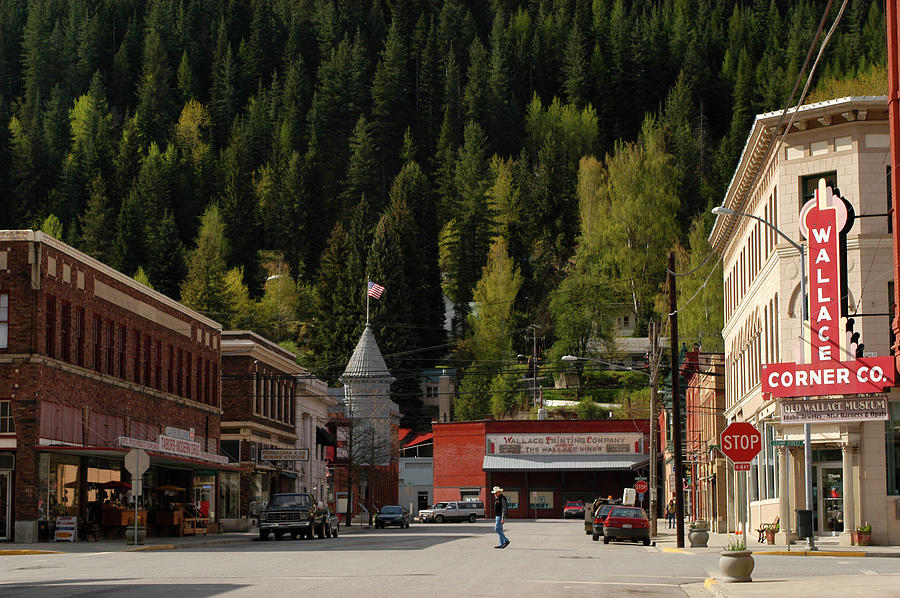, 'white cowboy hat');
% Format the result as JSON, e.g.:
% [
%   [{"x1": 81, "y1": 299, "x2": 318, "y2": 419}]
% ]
[{"x1": 491, "y1": 486, "x2": 503, "y2": 493}]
